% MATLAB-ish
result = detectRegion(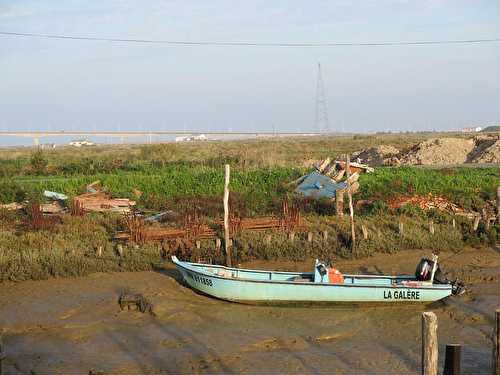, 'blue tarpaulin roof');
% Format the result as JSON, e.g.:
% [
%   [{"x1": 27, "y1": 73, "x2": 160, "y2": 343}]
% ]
[{"x1": 295, "y1": 172, "x2": 347, "y2": 199}]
